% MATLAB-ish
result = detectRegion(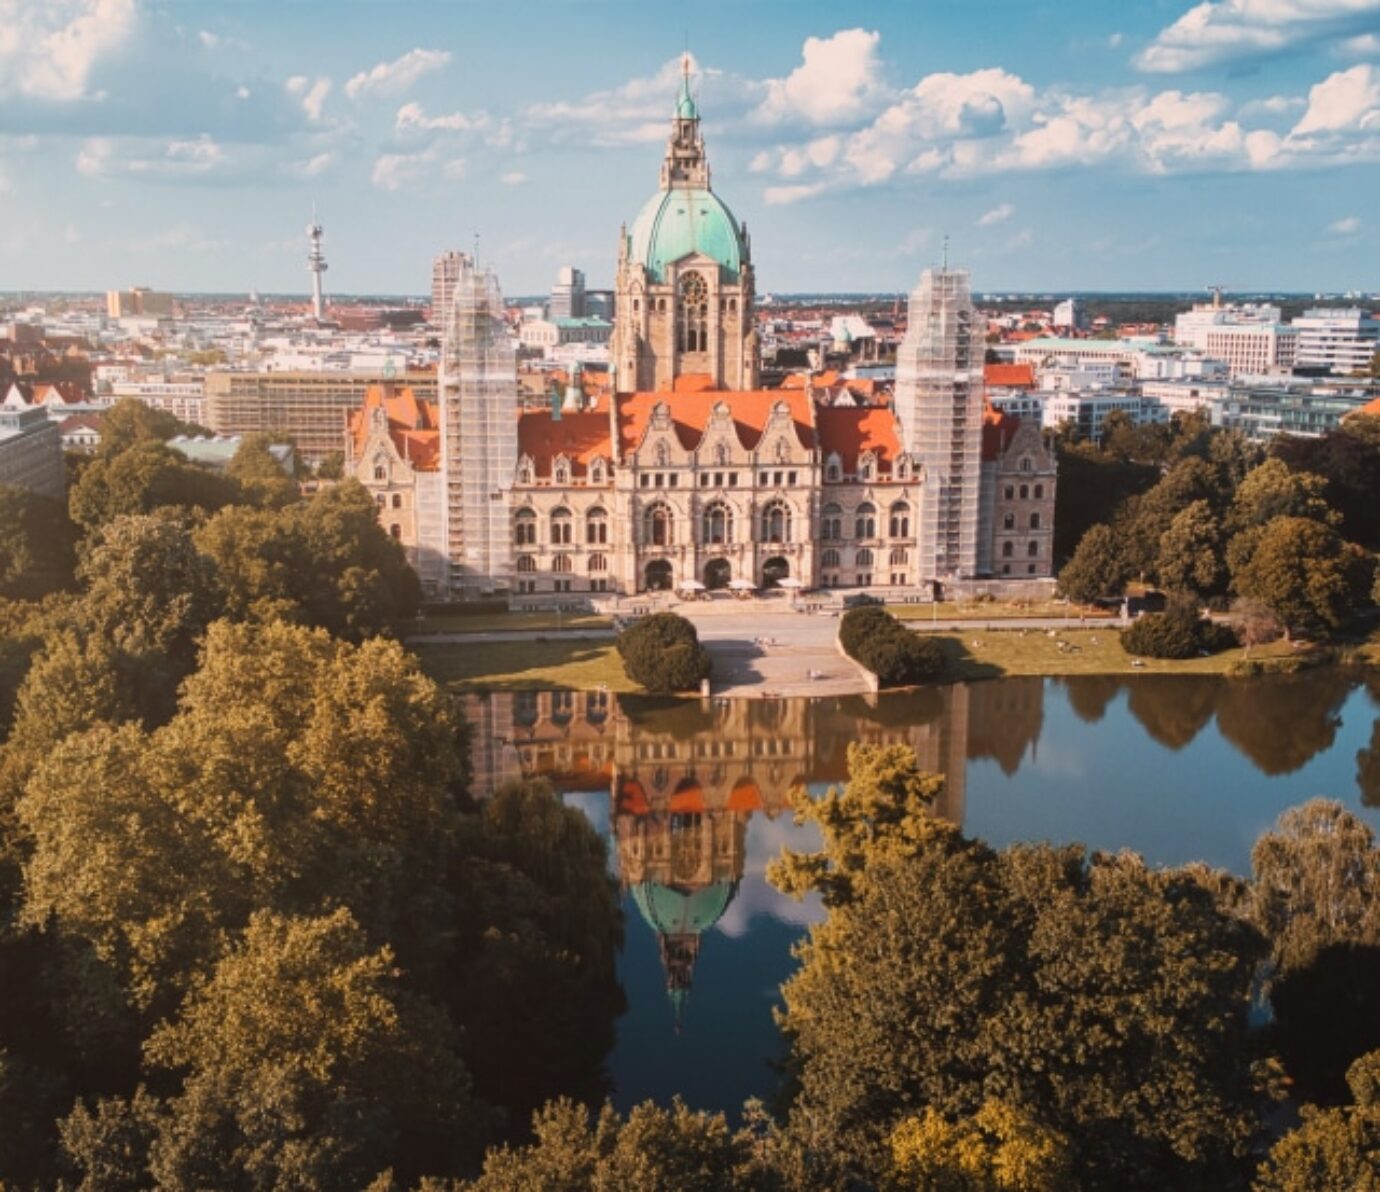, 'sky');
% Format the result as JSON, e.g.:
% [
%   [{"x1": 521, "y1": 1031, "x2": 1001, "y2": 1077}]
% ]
[{"x1": 1, "y1": 0, "x2": 1379, "y2": 297}]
